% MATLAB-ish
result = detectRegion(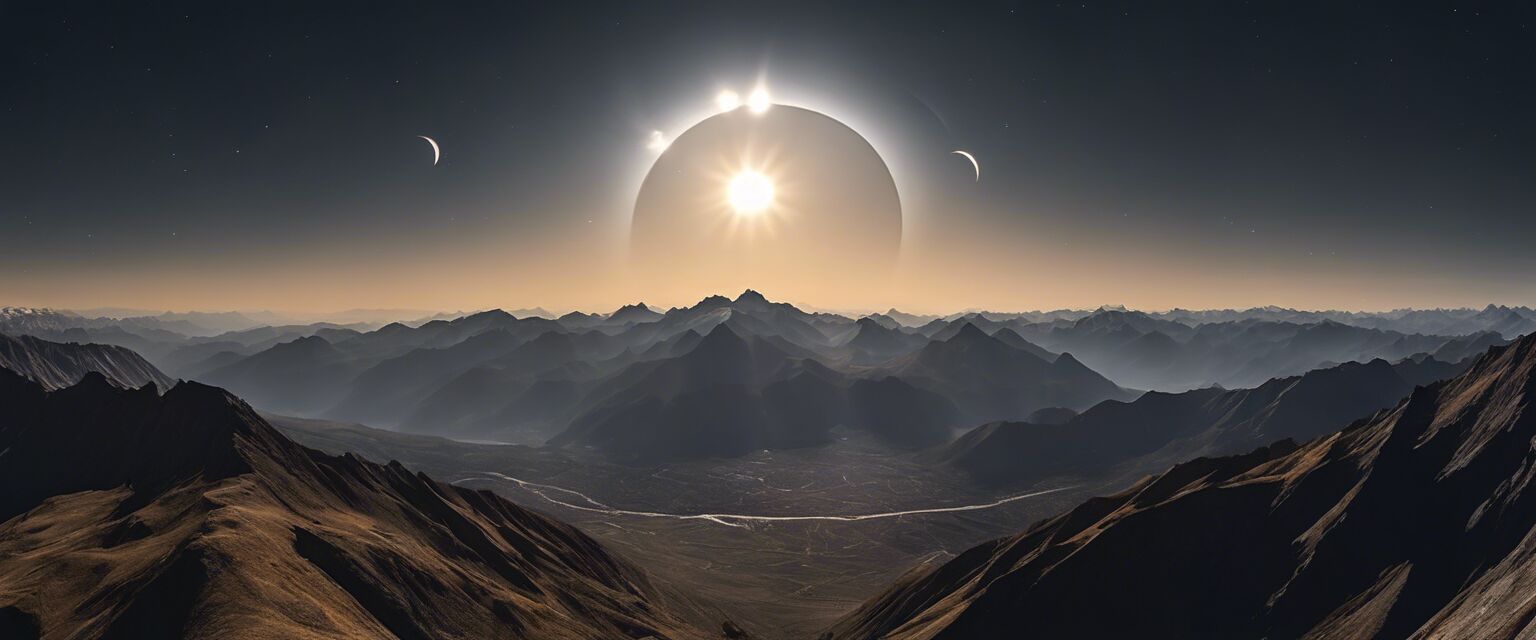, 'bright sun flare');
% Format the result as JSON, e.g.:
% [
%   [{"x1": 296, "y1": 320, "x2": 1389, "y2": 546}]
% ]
[{"x1": 727, "y1": 171, "x2": 774, "y2": 215}]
